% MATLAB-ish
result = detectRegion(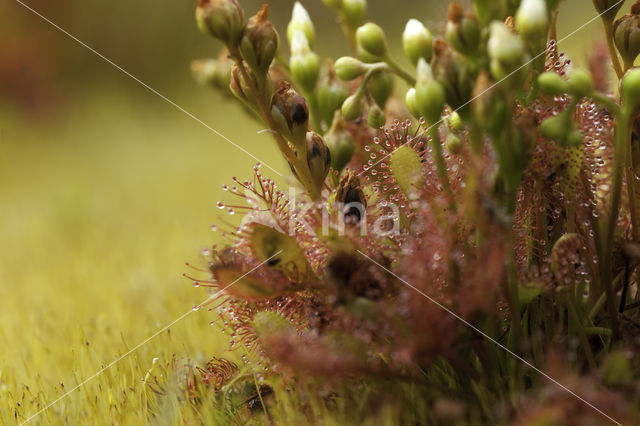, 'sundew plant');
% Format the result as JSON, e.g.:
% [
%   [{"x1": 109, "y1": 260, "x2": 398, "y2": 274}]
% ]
[{"x1": 178, "y1": 0, "x2": 640, "y2": 423}]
